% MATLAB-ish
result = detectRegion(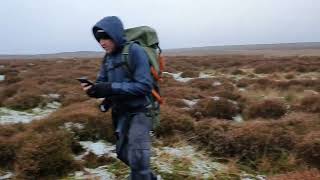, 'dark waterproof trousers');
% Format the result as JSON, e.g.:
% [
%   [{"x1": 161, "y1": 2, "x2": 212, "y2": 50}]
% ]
[{"x1": 112, "y1": 110, "x2": 156, "y2": 180}]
